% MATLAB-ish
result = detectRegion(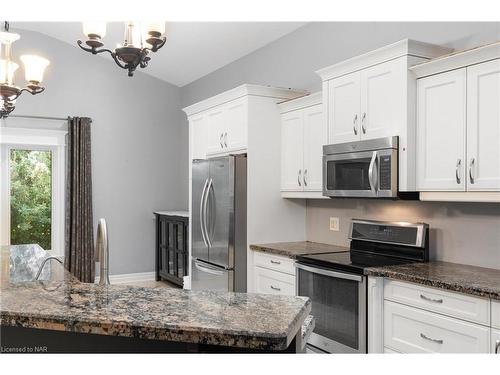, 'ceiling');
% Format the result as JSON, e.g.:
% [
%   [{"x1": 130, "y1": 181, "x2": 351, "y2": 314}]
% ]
[{"x1": 15, "y1": 22, "x2": 306, "y2": 87}]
